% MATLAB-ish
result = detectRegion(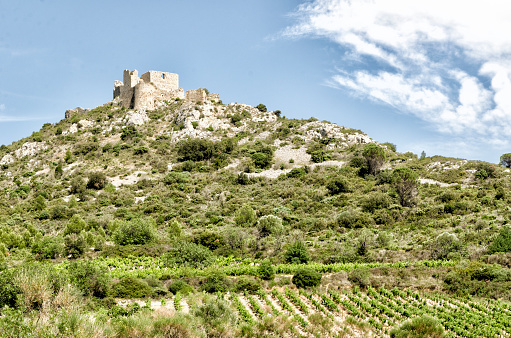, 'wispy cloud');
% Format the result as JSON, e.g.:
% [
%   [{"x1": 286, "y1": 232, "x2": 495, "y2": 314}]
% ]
[{"x1": 284, "y1": 0, "x2": 511, "y2": 146}]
